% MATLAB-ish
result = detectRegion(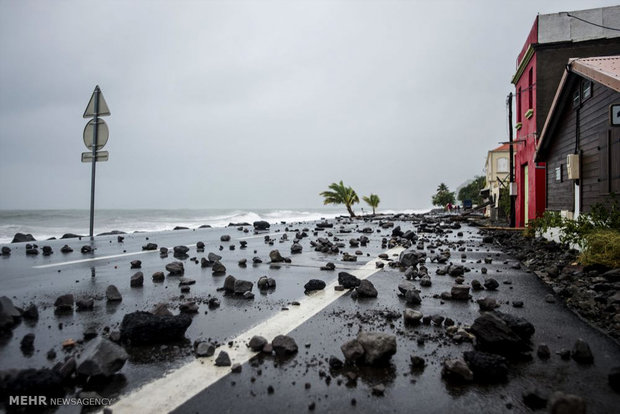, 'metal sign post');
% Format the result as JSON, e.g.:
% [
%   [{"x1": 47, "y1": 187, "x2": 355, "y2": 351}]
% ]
[{"x1": 83, "y1": 85, "x2": 110, "y2": 239}]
